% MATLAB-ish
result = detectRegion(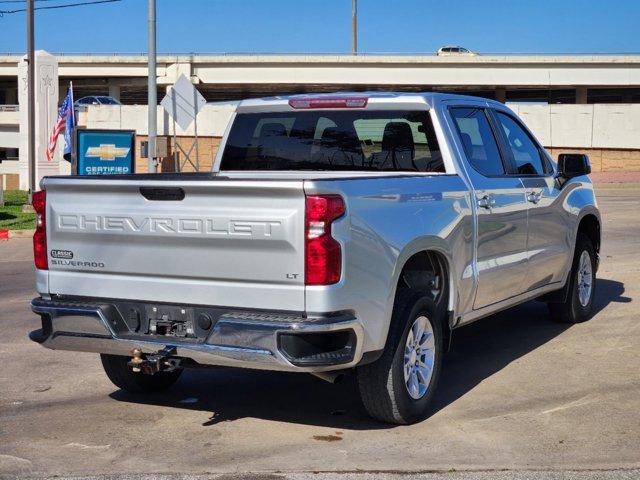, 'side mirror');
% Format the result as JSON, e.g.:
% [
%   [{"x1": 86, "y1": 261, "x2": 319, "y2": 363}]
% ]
[{"x1": 557, "y1": 153, "x2": 591, "y2": 180}]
